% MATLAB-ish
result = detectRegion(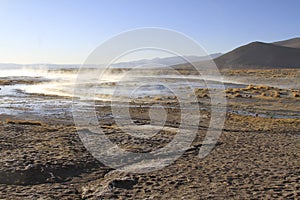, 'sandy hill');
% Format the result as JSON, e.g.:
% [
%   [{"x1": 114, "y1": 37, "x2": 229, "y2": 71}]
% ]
[
  {"x1": 214, "y1": 38, "x2": 300, "y2": 69},
  {"x1": 273, "y1": 37, "x2": 300, "y2": 49}
]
